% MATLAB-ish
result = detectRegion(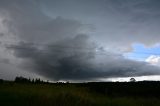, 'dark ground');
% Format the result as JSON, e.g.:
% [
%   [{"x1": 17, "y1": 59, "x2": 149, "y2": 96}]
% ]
[{"x1": 0, "y1": 81, "x2": 160, "y2": 106}]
